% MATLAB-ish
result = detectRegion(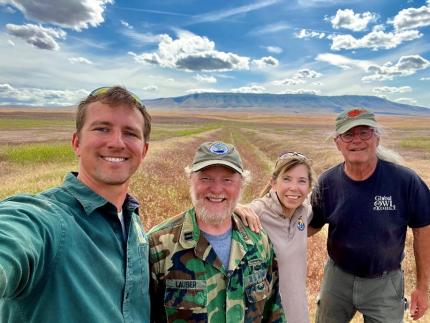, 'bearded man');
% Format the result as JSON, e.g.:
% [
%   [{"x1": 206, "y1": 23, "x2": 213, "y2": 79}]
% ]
[{"x1": 148, "y1": 141, "x2": 285, "y2": 323}]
